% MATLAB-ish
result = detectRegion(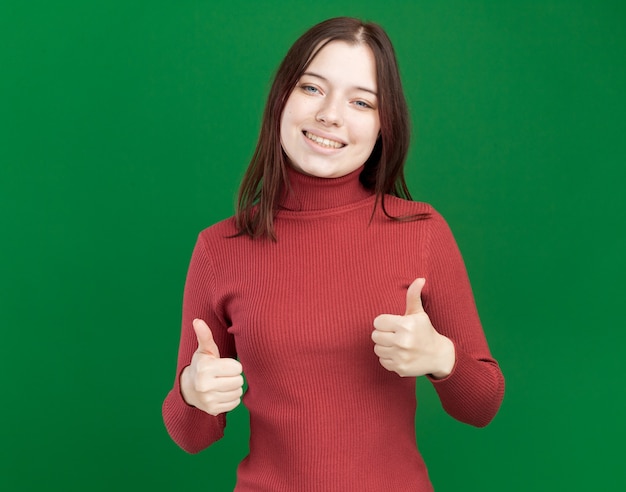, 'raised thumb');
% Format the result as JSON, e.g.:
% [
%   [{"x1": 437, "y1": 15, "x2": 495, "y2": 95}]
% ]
[
  {"x1": 405, "y1": 278, "x2": 426, "y2": 316},
  {"x1": 192, "y1": 318, "x2": 220, "y2": 358}
]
